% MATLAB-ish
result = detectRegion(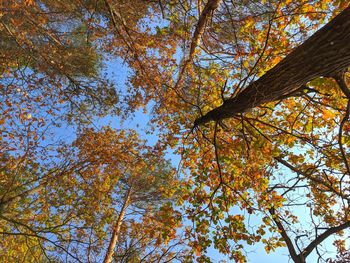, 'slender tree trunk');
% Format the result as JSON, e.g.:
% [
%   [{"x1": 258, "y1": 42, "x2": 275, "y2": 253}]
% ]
[
  {"x1": 174, "y1": 0, "x2": 221, "y2": 90},
  {"x1": 103, "y1": 187, "x2": 132, "y2": 263},
  {"x1": 194, "y1": 6, "x2": 350, "y2": 126}
]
